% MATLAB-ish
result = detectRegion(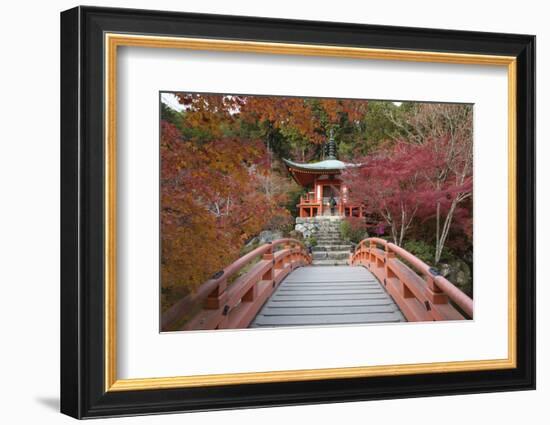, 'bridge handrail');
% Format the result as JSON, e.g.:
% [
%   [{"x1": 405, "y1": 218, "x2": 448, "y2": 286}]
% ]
[
  {"x1": 162, "y1": 238, "x2": 310, "y2": 330},
  {"x1": 352, "y1": 237, "x2": 473, "y2": 319}
]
